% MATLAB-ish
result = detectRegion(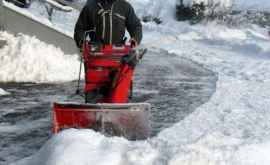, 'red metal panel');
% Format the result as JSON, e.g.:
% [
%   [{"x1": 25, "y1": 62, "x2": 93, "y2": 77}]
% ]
[
  {"x1": 53, "y1": 103, "x2": 97, "y2": 133},
  {"x1": 82, "y1": 44, "x2": 133, "y2": 103},
  {"x1": 52, "y1": 103, "x2": 151, "y2": 139},
  {"x1": 85, "y1": 69, "x2": 111, "y2": 83}
]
